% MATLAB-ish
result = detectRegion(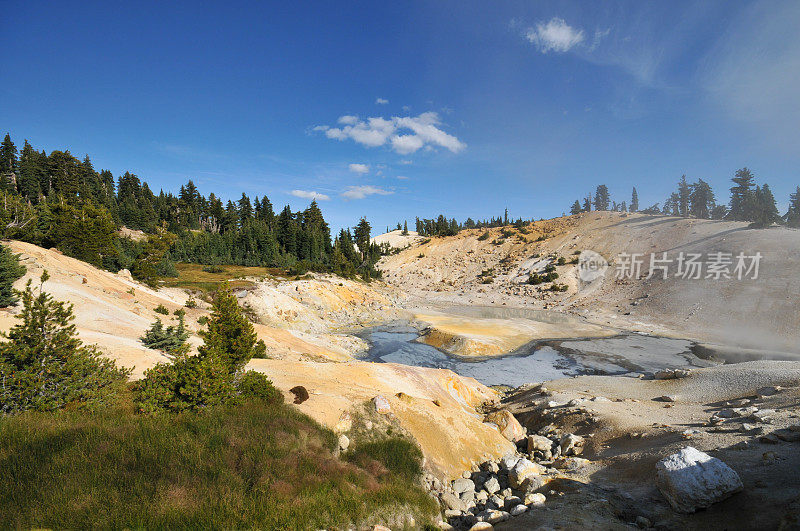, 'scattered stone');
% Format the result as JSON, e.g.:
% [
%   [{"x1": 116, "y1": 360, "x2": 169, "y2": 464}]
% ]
[
  {"x1": 656, "y1": 395, "x2": 677, "y2": 402},
  {"x1": 334, "y1": 412, "x2": 352, "y2": 433},
  {"x1": 289, "y1": 386, "x2": 309, "y2": 404},
  {"x1": 546, "y1": 400, "x2": 561, "y2": 408},
  {"x1": 373, "y1": 395, "x2": 391, "y2": 414},
  {"x1": 740, "y1": 423, "x2": 763, "y2": 434},
  {"x1": 500, "y1": 454, "x2": 520, "y2": 470},
  {"x1": 655, "y1": 446, "x2": 743, "y2": 513},
  {"x1": 476, "y1": 490, "x2": 489, "y2": 504},
  {"x1": 337, "y1": 434, "x2": 350, "y2": 451},
  {"x1": 759, "y1": 433, "x2": 780, "y2": 444},
  {"x1": 560, "y1": 433, "x2": 585, "y2": 456},
  {"x1": 509, "y1": 458, "x2": 545, "y2": 489},
  {"x1": 681, "y1": 429, "x2": 702, "y2": 439},
  {"x1": 460, "y1": 490, "x2": 476, "y2": 506},
  {"x1": 485, "y1": 410, "x2": 527, "y2": 443},
  {"x1": 591, "y1": 396, "x2": 611, "y2": 402},
  {"x1": 468, "y1": 522, "x2": 493, "y2": 531},
  {"x1": 553, "y1": 457, "x2": 591, "y2": 473},
  {"x1": 482, "y1": 461, "x2": 500, "y2": 474},
  {"x1": 527, "y1": 434, "x2": 554, "y2": 454},
  {"x1": 453, "y1": 478, "x2": 476, "y2": 494},
  {"x1": 484, "y1": 476, "x2": 500, "y2": 495},
  {"x1": 503, "y1": 496, "x2": 522, "y2": 510},
  {"x1": 751, "y1": 409, "x2": 776, "y2": 423},
  {"x1": 635, "y1": 515, "x2": 652, "y2": 528},
  {"x1": 756, "y1": 386, "x2": 781, "y2": 397},
  {"x1": 525, "y1": 492, "x2": 547, "y2": 506},
  {"x1": 510, "y1": 504, "x2": 528, "y2": 516},
  {"x1": 762, "y1": 451, "x2": 778, "y2": 465},
  {"x1": 372, "y1": 525, "x2": 392, "y2": 531},
  {"x1": 440, "y1": 492, "x2": 465, "y2": 512},
  {"x1": 654, "y1": 368, "x2": 690, "y2": 380}
]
